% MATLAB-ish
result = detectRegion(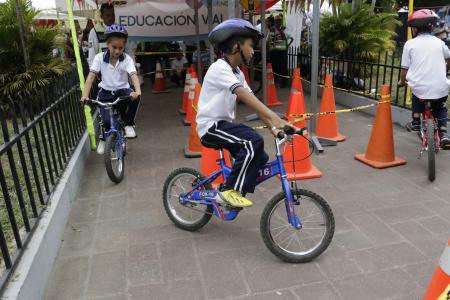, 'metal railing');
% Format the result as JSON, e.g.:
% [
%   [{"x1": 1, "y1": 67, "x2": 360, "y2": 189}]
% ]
[
  {"x1": 0, "y1": 70, "x2": 84, "y2": 289},
  {"x1": 288, "y1": 45, "x2": 411, "y2": 108}
]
